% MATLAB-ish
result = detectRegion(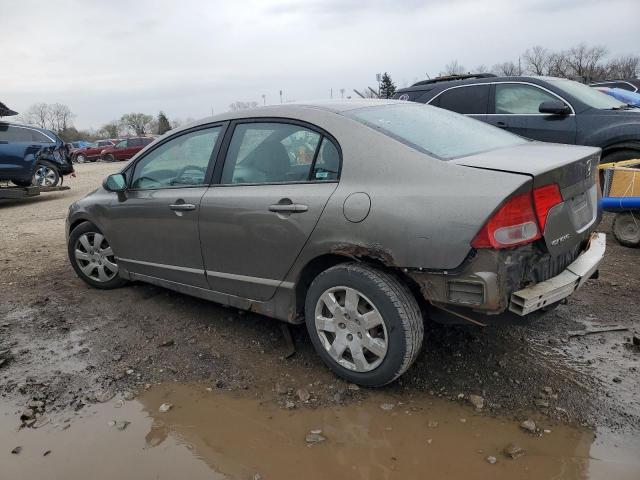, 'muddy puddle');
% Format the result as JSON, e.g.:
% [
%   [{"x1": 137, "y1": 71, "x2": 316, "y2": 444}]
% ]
[{"x1": 1, "y1": 384, "x2": 639, "y2": 480}]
